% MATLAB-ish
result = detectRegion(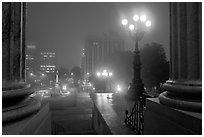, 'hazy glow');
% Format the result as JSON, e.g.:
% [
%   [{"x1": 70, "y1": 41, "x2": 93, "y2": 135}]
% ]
[
  {"x1": 96, "y1": 72, "x2": 101, "y2": 76},
  {"x1": 121, "y1": 19, "x2": 128, "y2": 26},
  {"x1": 108, "y1": 72, "x2": 113, "y2": 76},
  {"x1": 133, "y1": 15, "x2": 139, "y2": 21},
  {"x1": 27, "y1": 45, "x2": 36, "y2": 49},
  {"x1": 140, "y1": 15, "x2": 147, "y2": 22},
  {"x1": 62, "y1": 85, "x2": 67, "y2": 90},
  {"x1": 129, "y1": 24, "x2": 135, "y2": 30},
  {"x1": 116, "y1": 85, "x2": 122, "y2": 92},
  {"x1": 145, "y1": 20, "x2": 152, "y2": 27},
  {"x1": 65, "y1": 91, "x2": 70, "y2": 95}
]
